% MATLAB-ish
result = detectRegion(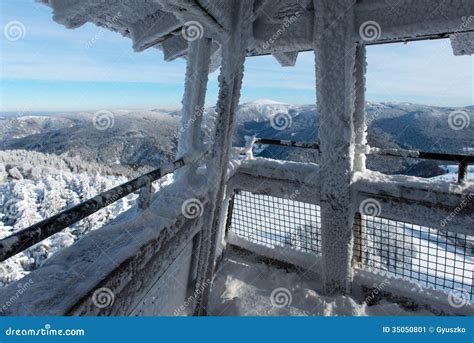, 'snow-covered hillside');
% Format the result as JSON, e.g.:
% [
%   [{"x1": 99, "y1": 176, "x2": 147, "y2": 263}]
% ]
[{"x1": 2, "y1": 101, "x2": 473, "y2": 176}]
